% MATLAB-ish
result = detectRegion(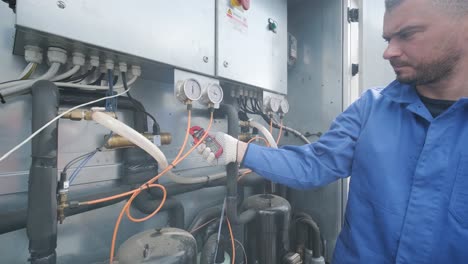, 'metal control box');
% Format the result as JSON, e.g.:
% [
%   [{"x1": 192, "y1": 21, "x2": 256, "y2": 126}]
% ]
[
  {"x1": 13, "y1": 0, "x2": 215, "y2": 76},
  {"x1": 216, "y1": 0, "x2": 288, "y2": 95}
]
